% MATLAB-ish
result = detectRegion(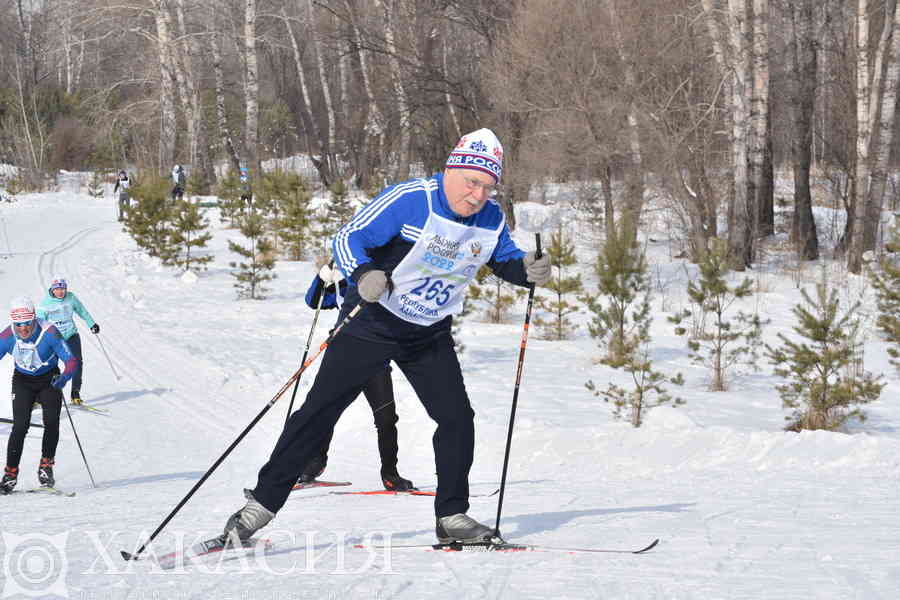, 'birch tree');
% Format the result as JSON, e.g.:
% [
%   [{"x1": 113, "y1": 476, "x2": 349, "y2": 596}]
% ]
[
  {"x1": 244, "y1": 0, "x2": 260, "y2": 171},
  {"x1": 307, "y1": 0, "x2": 339, "y2": 180},
  {"x1": 381, "y1": 0, "x2": 411, "y2": 181},
  {"x1": 154, "y1": 0, "x2": 177, "y2": 171},
  {"x1": 209, "y1": 12, "x2": 242, "y2": 173}
]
